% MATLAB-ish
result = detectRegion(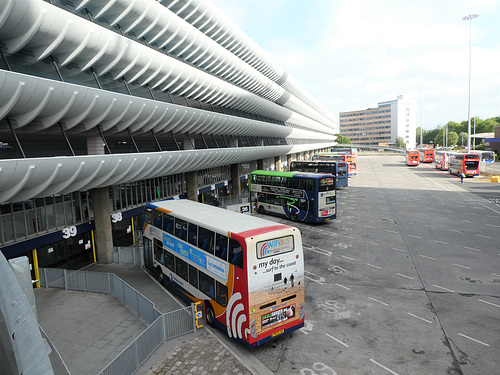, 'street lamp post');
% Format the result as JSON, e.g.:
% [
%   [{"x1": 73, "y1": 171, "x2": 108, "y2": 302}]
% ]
[{"x1": 463, "y1": 14, "x2": 479, "y2": 153}]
